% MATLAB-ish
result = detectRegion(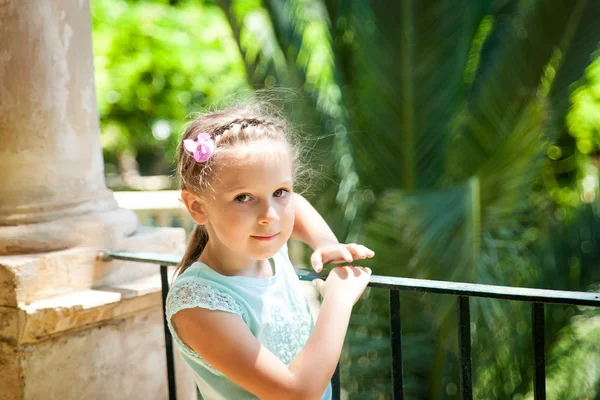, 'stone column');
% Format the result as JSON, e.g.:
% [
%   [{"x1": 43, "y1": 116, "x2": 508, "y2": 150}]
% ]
[
  {"x1": 0, "y1": 0, "x2": 137, "y2": 254},
  {"x1": 0, "y1": 1, "x2": 195, "y2": 399}
]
